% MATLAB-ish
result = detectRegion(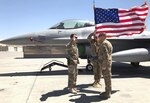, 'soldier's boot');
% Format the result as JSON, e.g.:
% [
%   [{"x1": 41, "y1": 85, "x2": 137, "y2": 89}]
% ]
[
  {"x1": 72, "y1": 83, "x2": 79, "y2": 92},
  {"x1": 100, "y1": 91, "x2": 111, "y2": 99},
  {"x1": 73, "y1": 87, "x2": 80, "y2": 92},
  {"x1": 97, "y1": 80, "x2": 102, "y2": 87},
  {"x1": 98, "y1": 82, "x2": 102, "y2": 86},
  {"x1": 92, "y1": 81, "x2": 102, "y2": 88},
  {"x1": 68, "y1": 84, "x2": 77, "y2": 94},
  {"x1": 92, "y1": 81, "x2": 97, "y2": 87},
  {"x1": 100, "y1": 86, "x2": 111, "y2": 99},
  {"x1": 68, "y1": 88, "x2": 77, "y2": 94},
  {"x1": 92, "y1": 81, "x2": 97, "y2": 85},
  {"x1": 93, "y1": 83, "x2": 102, "y2": 88}
]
